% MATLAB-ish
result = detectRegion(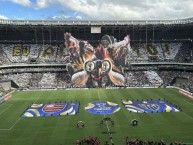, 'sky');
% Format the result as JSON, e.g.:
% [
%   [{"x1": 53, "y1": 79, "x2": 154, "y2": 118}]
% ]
[{"x1": 0, "y1": 0, "x2": 193, "y2": 20}]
